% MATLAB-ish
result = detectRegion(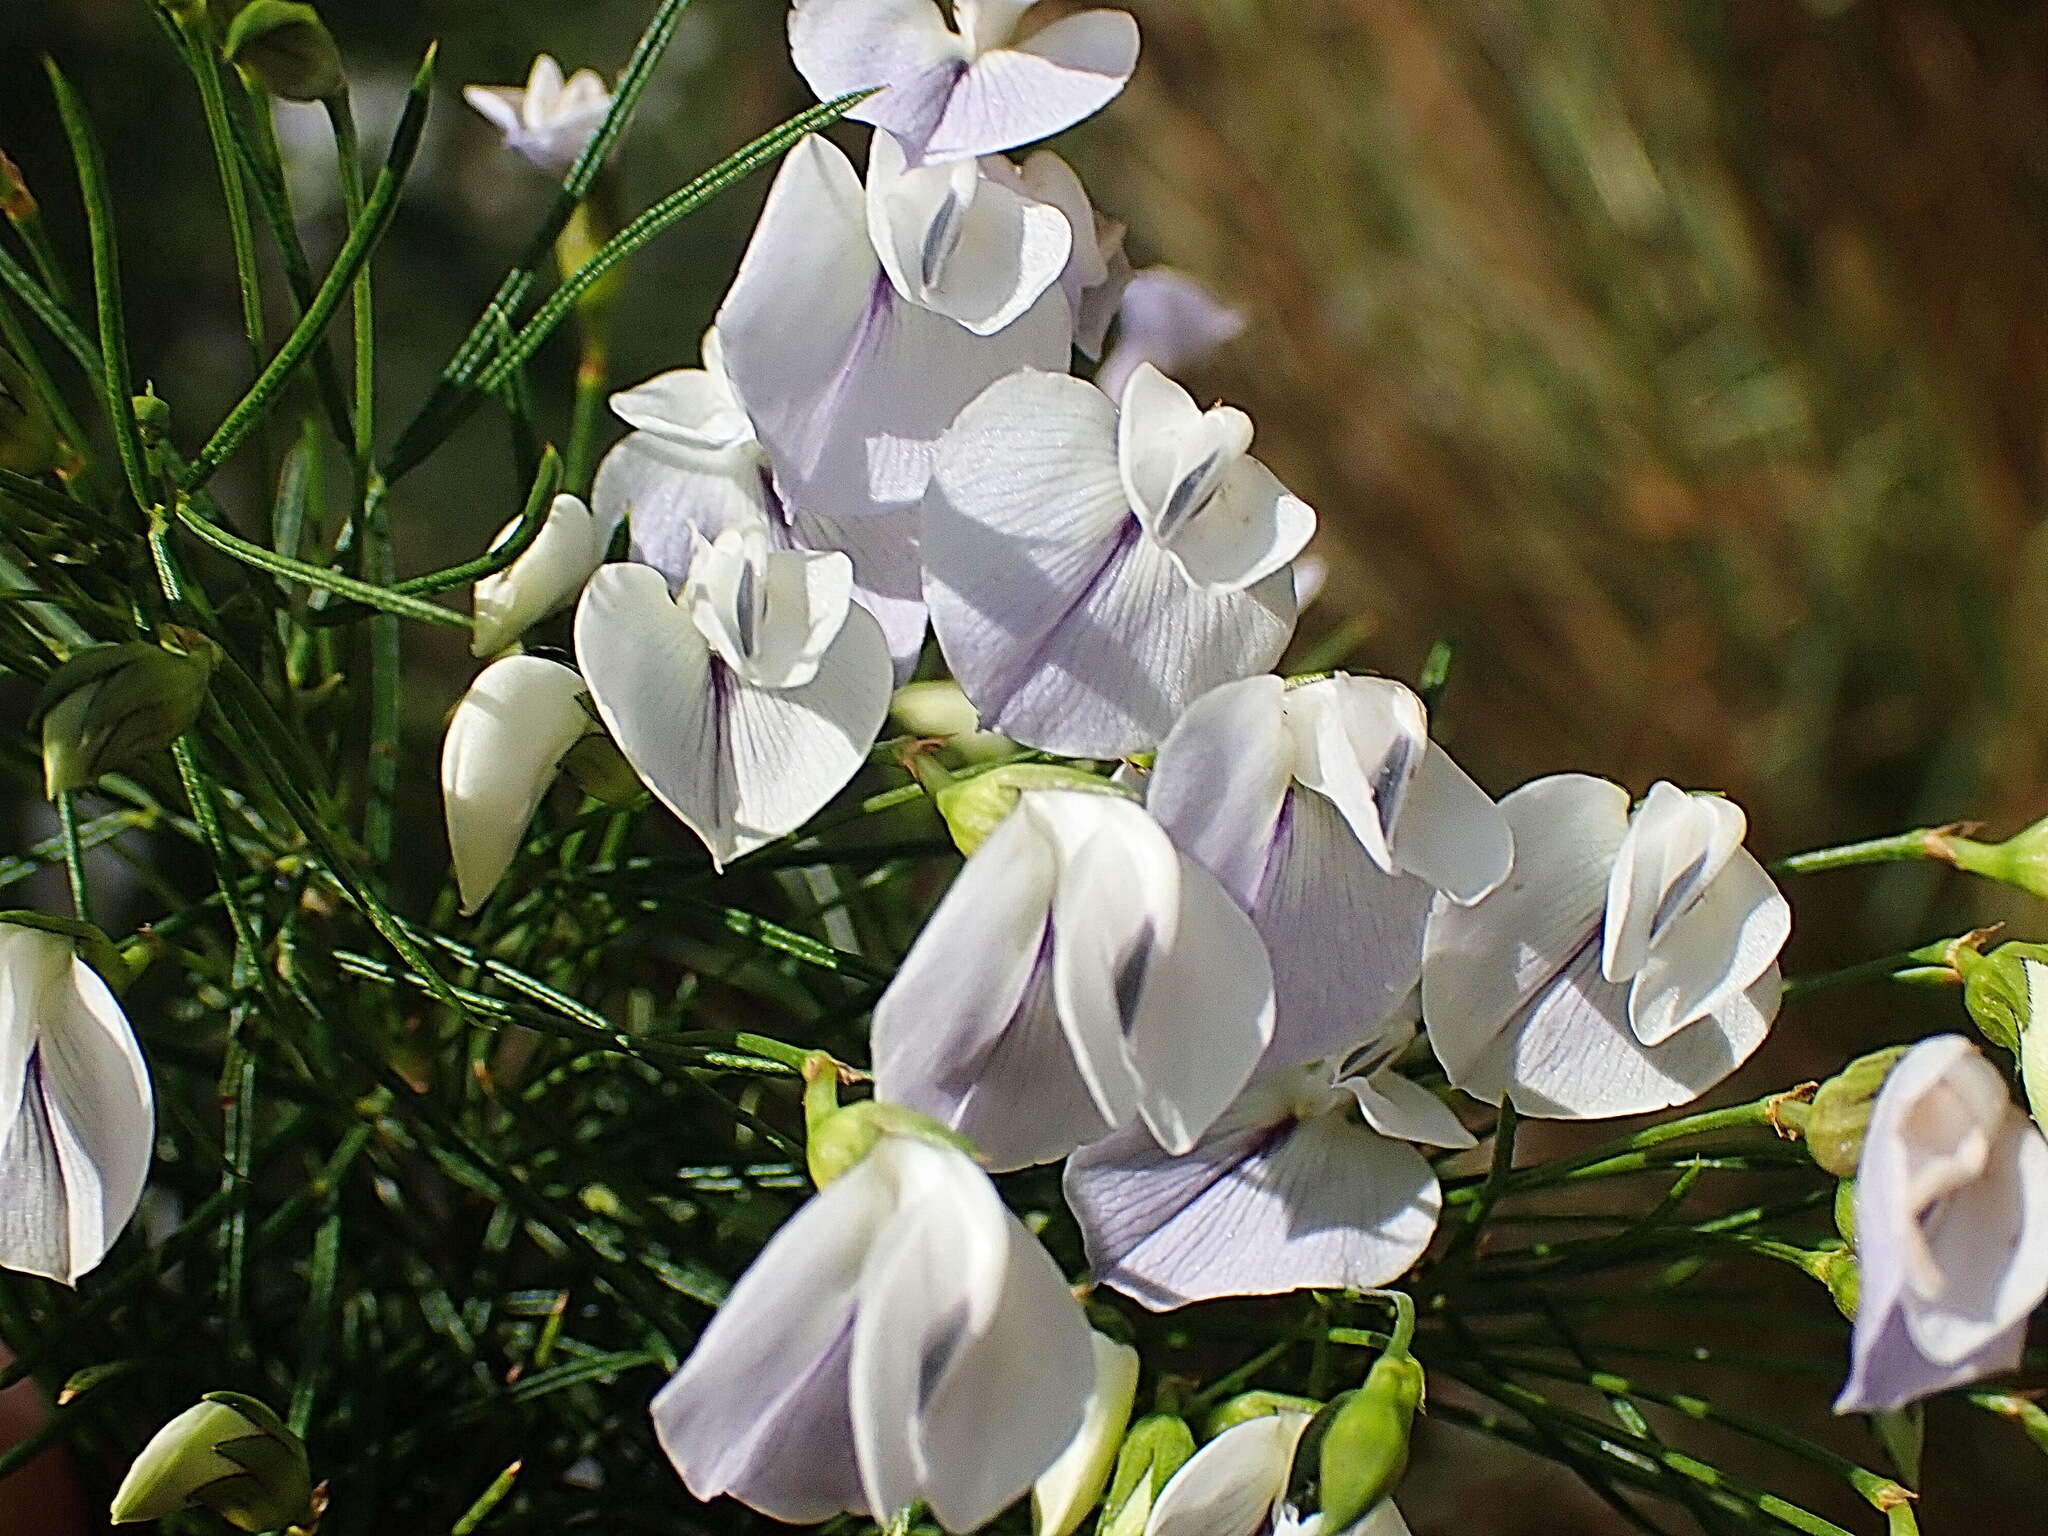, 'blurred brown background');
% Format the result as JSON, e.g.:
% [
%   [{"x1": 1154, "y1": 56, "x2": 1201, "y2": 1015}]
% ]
[{"x1": 4, "y1": 0, "x2": 2046, "y2": 1530}]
